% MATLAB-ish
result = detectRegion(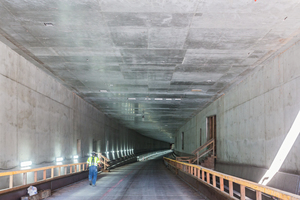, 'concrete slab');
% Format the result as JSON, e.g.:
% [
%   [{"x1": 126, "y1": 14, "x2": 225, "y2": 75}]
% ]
[{"x1": 47, "y1": 156, "x2": 206, "y2": 200}]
